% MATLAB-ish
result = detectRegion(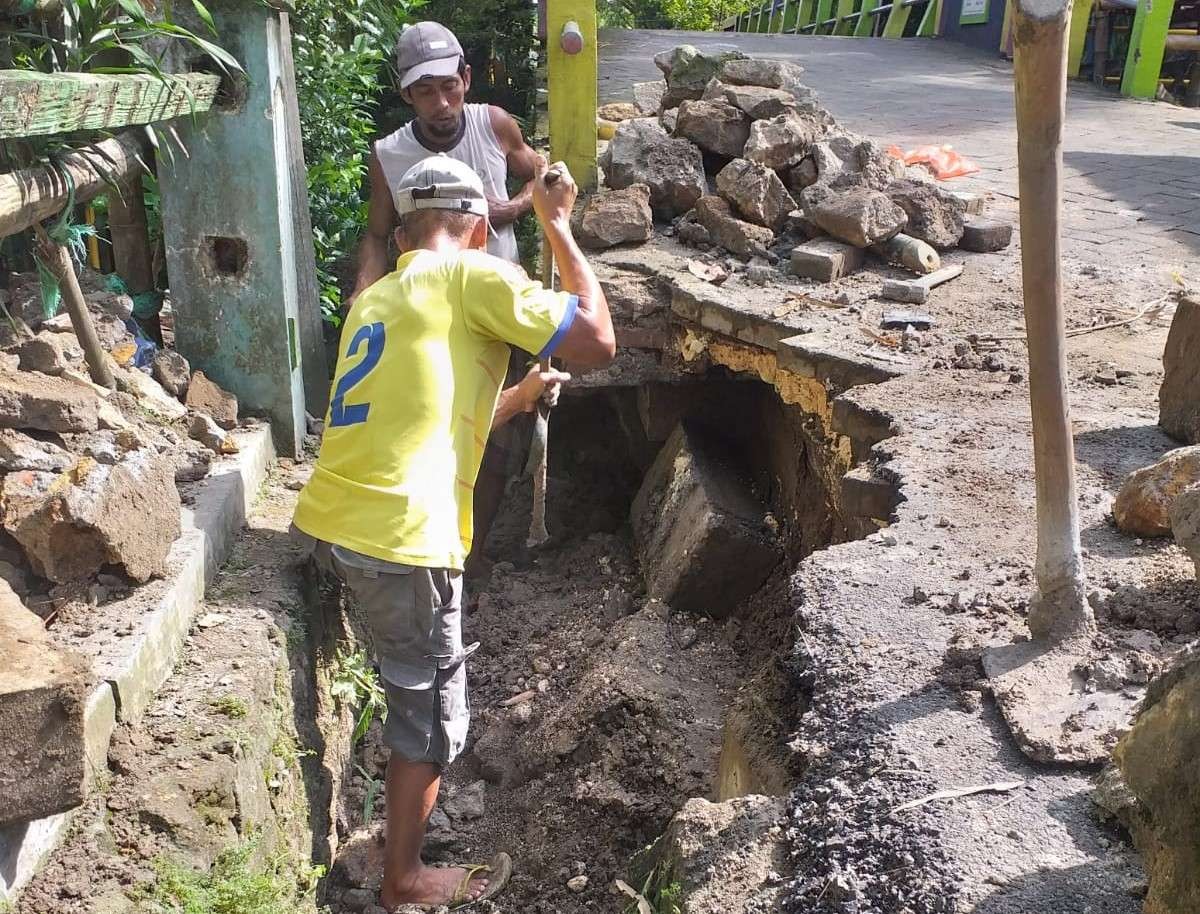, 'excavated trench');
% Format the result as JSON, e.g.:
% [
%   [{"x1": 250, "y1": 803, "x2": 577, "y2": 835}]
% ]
[
  {"x1": 307, "y1": 342, "x2": 891, "y2": 912},
  {"x1": 13, "y1": 325, "x2": 894, "y2": 914}
]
